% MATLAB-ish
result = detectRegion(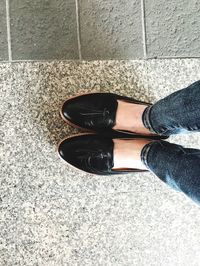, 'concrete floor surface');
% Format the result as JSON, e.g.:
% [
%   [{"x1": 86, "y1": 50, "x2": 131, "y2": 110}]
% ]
[{"x1": 1, "y1": 59, "x2": 200, "y2": 266}]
